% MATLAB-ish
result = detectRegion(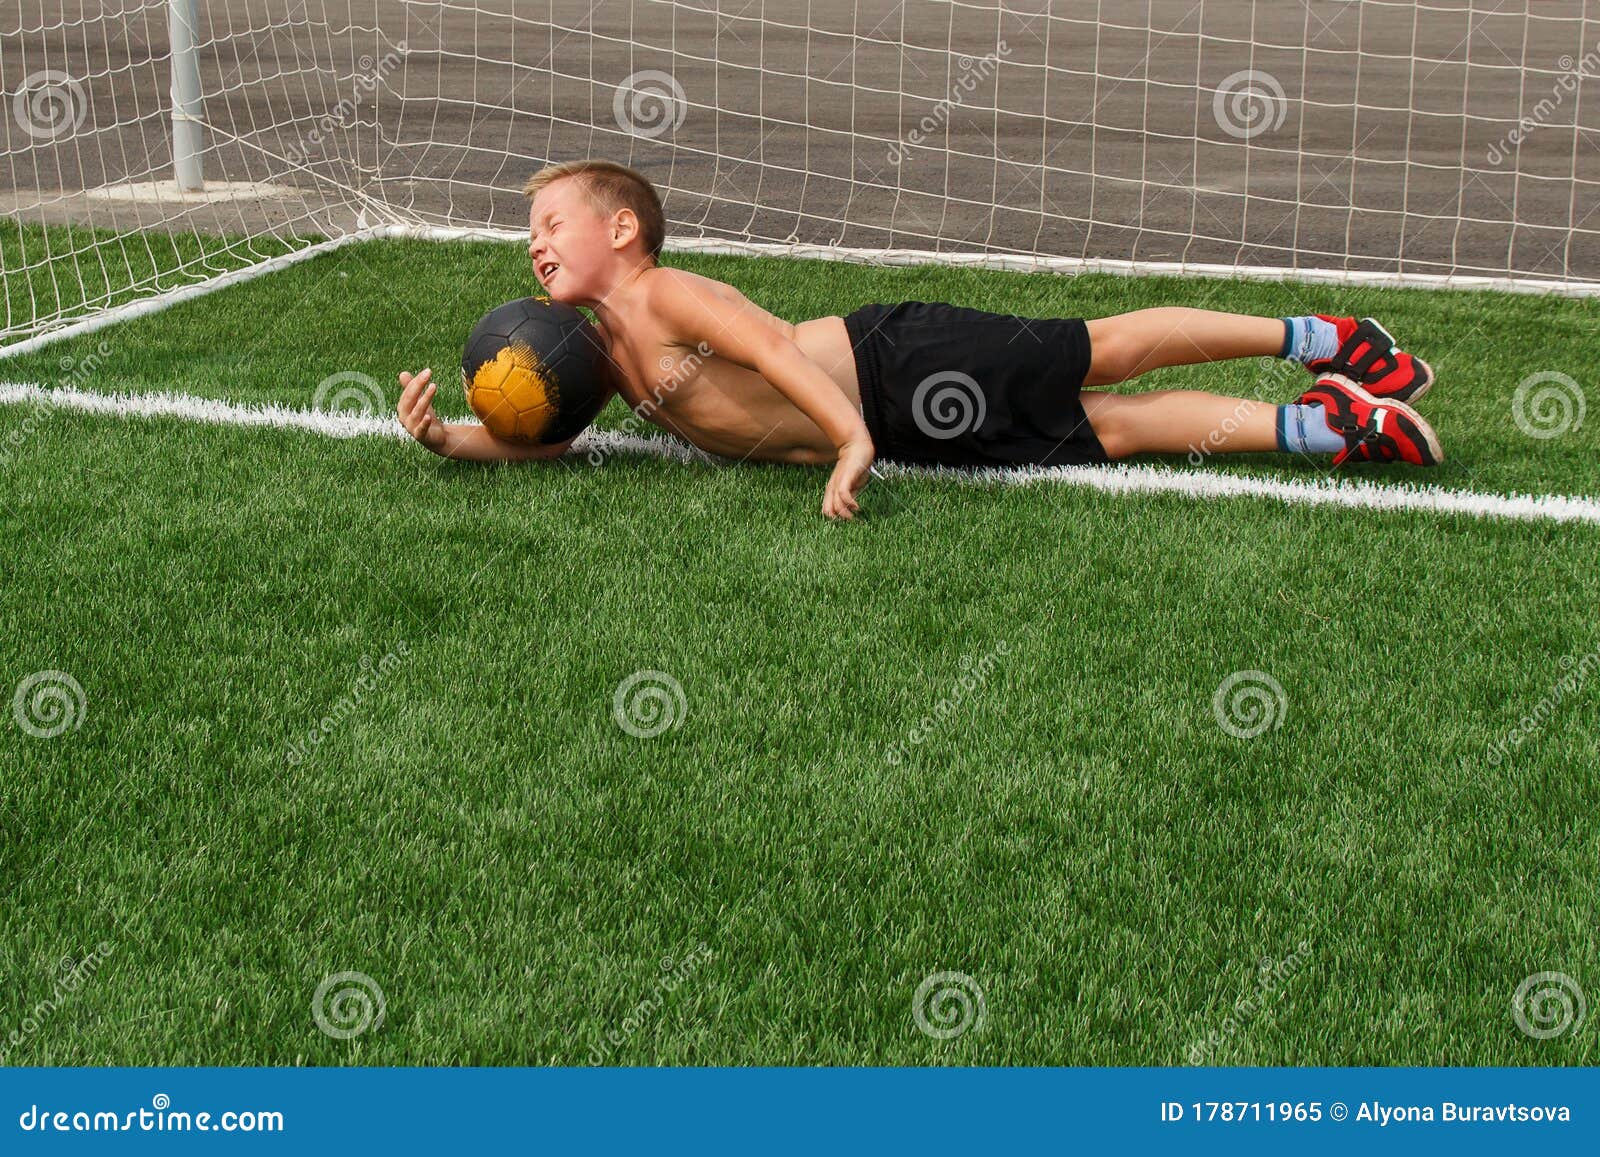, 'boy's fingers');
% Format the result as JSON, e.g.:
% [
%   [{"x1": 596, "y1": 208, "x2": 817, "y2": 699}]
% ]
[
  {"x1": 398, "y1": 368, "x2": 429, "y2": 401},
  {"x1": 409, "y1": 378, "x2": 436, "y2": 410}
]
